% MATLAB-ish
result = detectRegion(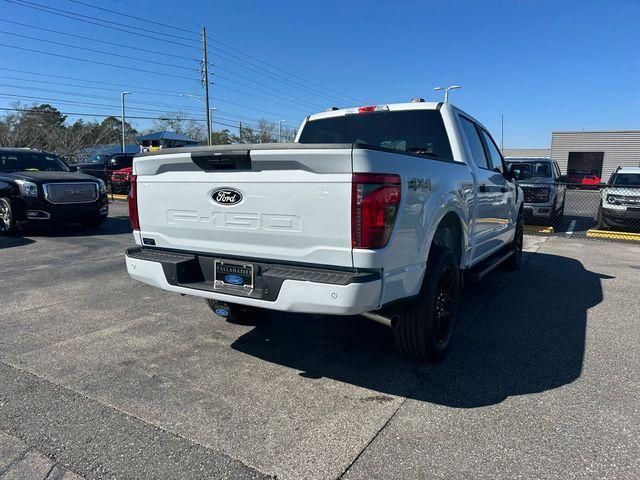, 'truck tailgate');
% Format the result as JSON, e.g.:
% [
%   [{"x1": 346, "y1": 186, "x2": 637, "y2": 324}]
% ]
[{"x1": 133, "y1": 146, "x2": 354, "y2": 267}]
